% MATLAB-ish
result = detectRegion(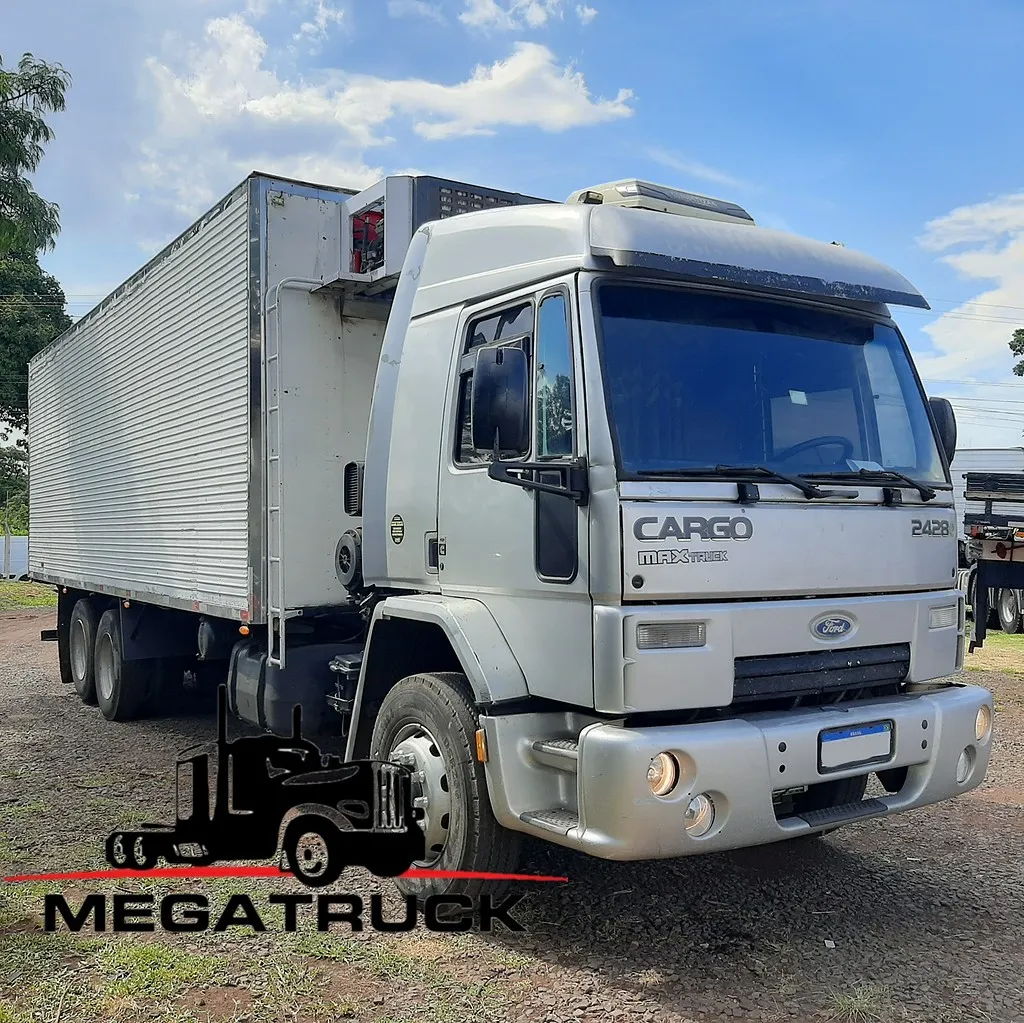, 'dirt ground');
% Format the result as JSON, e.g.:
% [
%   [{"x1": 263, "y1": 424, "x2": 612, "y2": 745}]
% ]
[{"x1": 2, "y1": 607, "x2": 1023, "y2": 1023}]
